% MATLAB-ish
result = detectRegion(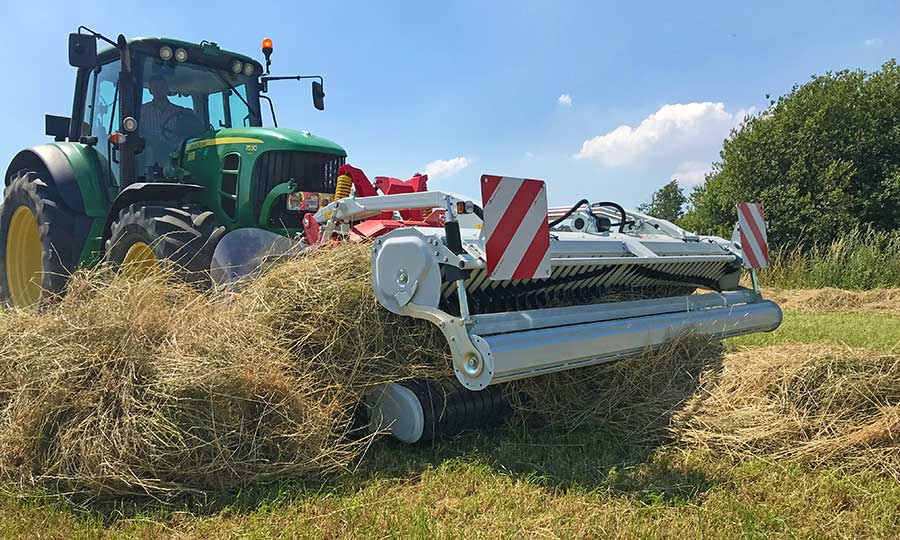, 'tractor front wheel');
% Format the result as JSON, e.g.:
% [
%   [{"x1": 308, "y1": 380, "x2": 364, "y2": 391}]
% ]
[
  {"x1": 0, "y1": 172, "x2": 78, "y2": 308},
  {"x1": 105, "y1": 205, "x2": 225, "y2": 284}
]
